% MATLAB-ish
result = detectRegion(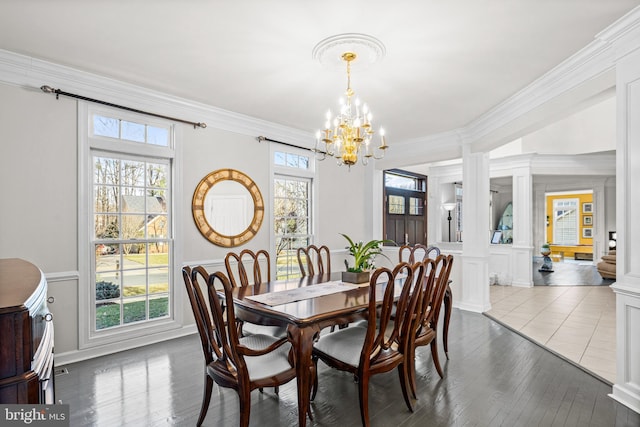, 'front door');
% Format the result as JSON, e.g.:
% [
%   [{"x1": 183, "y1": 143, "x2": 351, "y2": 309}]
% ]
[{"x1": 384, "y1": 187, "x2": 427, "y2": 246}]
